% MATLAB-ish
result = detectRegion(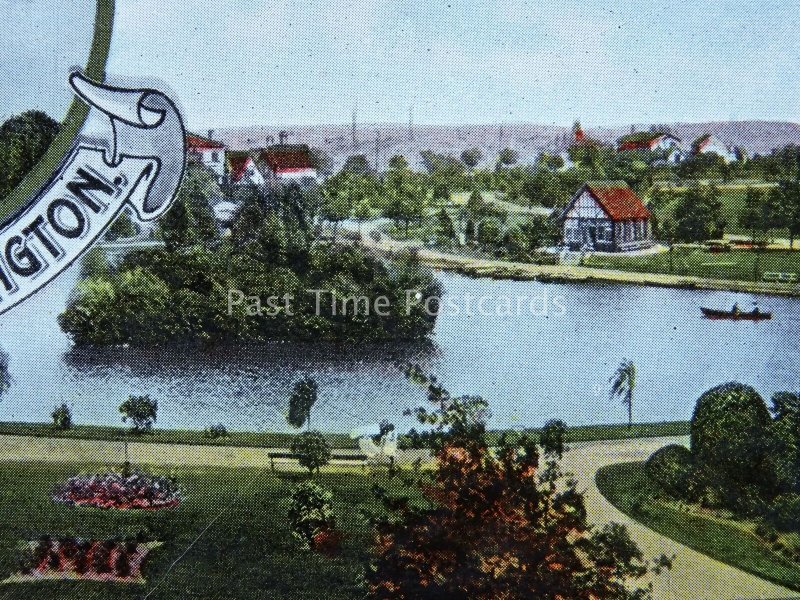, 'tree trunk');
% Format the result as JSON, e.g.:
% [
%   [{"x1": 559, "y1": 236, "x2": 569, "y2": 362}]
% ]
[{"x1": 627, "y1": 390, "x2": 633, "y2": 430}]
